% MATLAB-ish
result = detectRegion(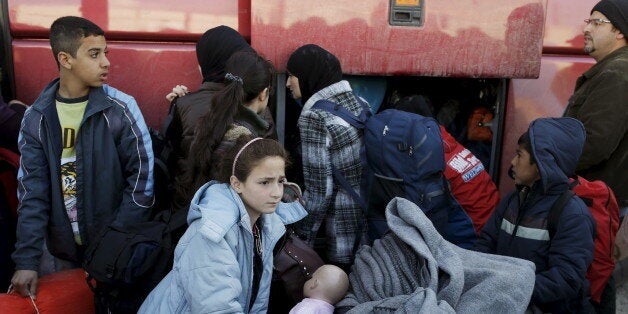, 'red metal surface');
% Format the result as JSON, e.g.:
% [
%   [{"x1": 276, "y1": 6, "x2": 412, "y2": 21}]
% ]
[
  {"x1": 7, "y1": 0, "x2": 251, "y2": 40},
  {"x1": 251, "y1": 0, "x2": 547, "y2": 78},
  {"x1": 497, "y1": 54, "x2": 594, "y2": 196},
  {"x1": 543, "y1": 0, "x2": 598, "y2": 54},
  {"x1": 11, "y1": 40, "x2": 201, "y2": 128}
]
